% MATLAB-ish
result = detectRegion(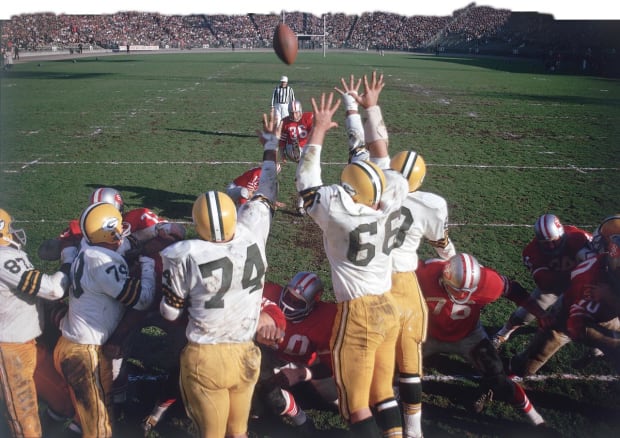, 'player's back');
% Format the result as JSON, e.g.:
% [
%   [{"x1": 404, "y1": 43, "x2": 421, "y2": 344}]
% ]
[{"x1": 160, "y1": 223, "x2": 267, "y2": 344}]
